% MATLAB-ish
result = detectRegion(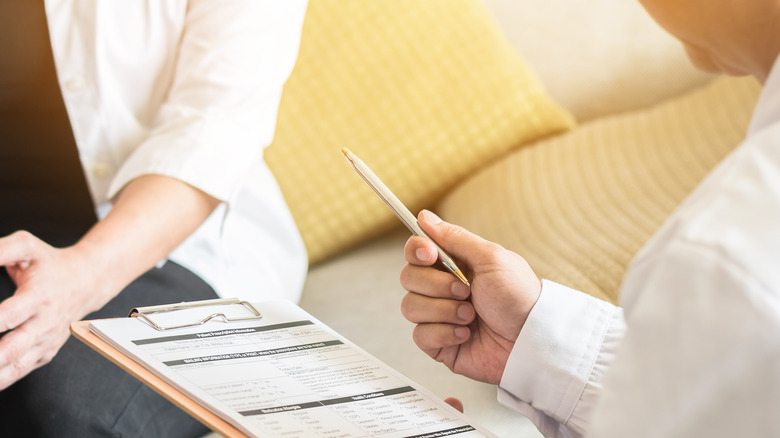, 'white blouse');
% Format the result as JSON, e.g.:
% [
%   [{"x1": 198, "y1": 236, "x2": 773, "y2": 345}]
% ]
[{"x1": 46, "y1": 0, "x2": 309, "y2": 301}]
